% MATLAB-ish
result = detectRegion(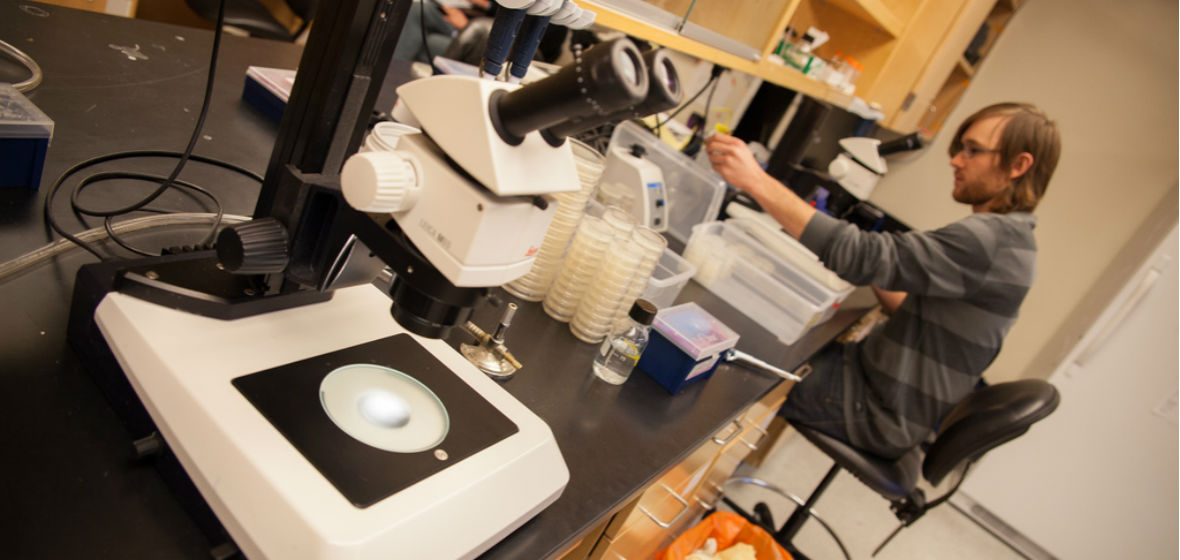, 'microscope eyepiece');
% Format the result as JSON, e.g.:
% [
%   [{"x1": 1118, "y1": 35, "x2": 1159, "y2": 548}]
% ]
[
  {"x1": 490, "y1": 38, "x2": 649, "y2": 145},
  {"x1": 540, "y1": 48, "x2": 684, "y2": 141}
]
